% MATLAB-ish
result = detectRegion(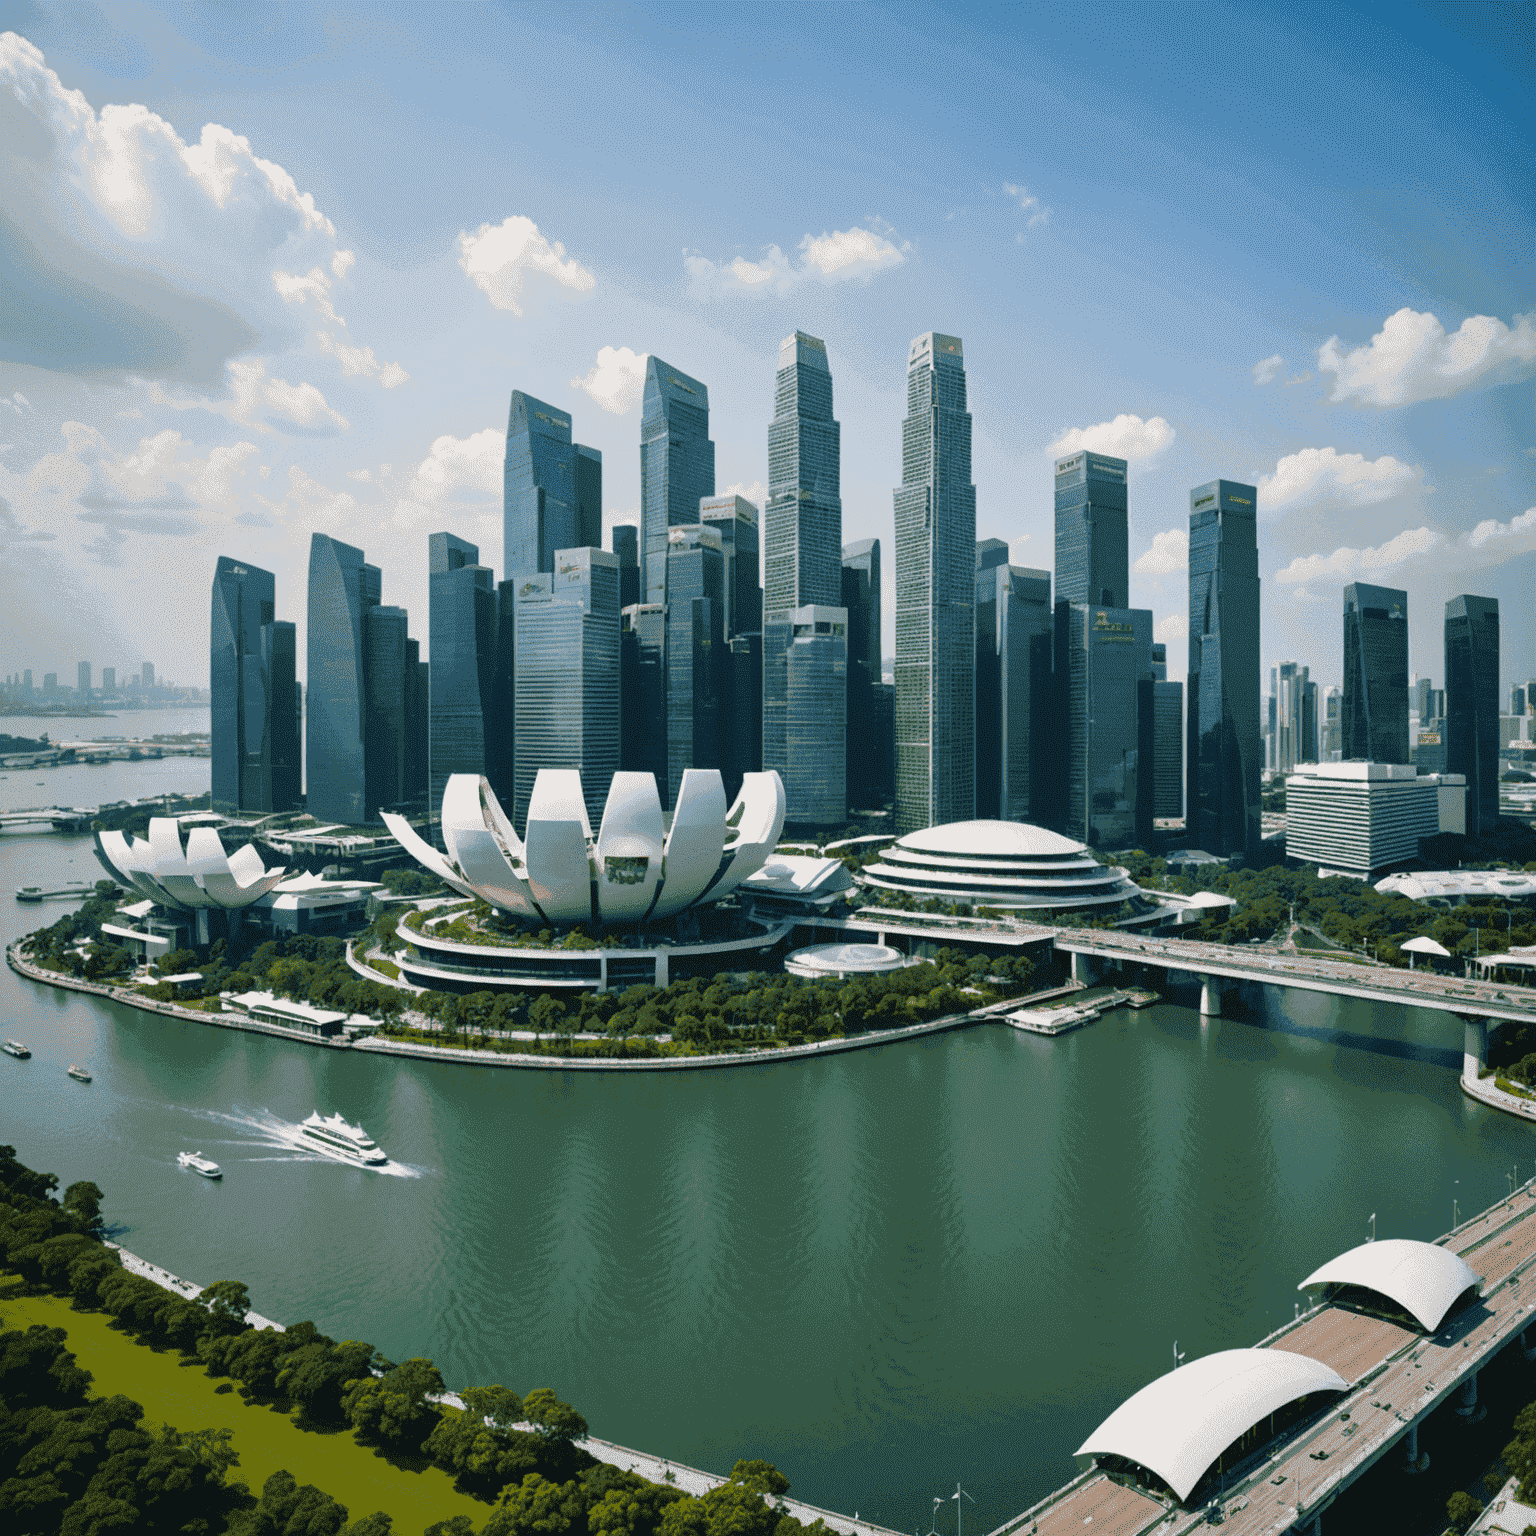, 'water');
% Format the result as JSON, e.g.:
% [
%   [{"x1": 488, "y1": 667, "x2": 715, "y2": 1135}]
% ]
[{"x1": 1, "y1": 756, "x2": 1529, "y2": 1533}]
